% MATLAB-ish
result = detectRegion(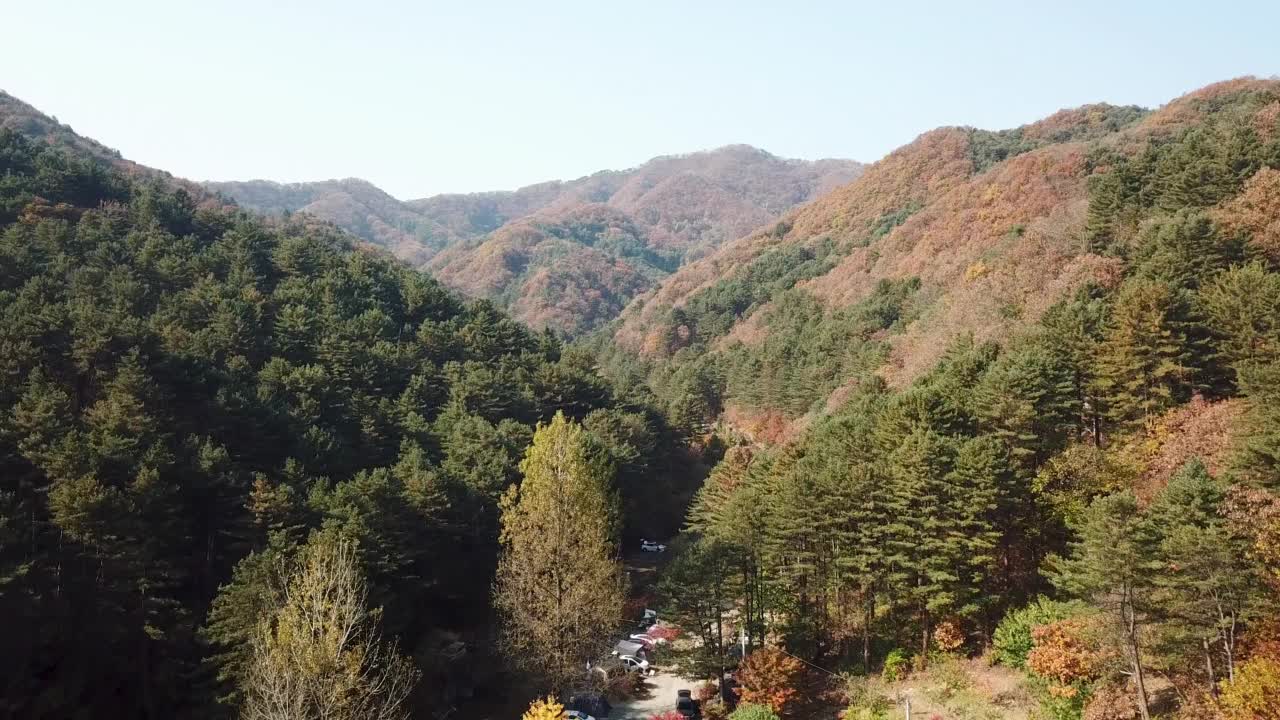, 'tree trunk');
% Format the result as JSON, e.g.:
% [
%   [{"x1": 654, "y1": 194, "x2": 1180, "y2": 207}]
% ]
[
  {"x1": 1124, "y1": 585, "x2": 1151, "y2": 720},
  {"x1": 862, "y1": 589, "x2": 873, "y2": 675},
  {"x1": 1203, "y1": 638, "x2": 1216, "y2": 697}
]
